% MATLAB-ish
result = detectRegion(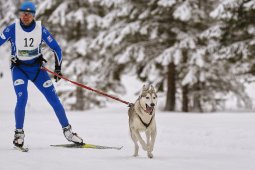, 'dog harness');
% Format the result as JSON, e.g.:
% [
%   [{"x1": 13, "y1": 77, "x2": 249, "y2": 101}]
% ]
[
  {"x1": 137, "y1": 114, "x2": 154, "y2": 129},
  {"x1": 136, "y1": 99, "x2": 155, "y2": 128}
]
